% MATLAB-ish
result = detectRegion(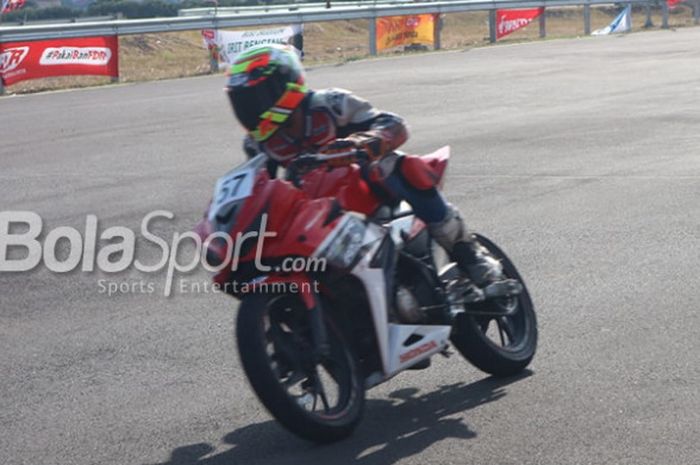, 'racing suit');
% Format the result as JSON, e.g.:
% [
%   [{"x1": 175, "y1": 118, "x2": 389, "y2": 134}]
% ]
[{"x1": 243, "y1": 88, "x2": 500, "y2": 285}]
